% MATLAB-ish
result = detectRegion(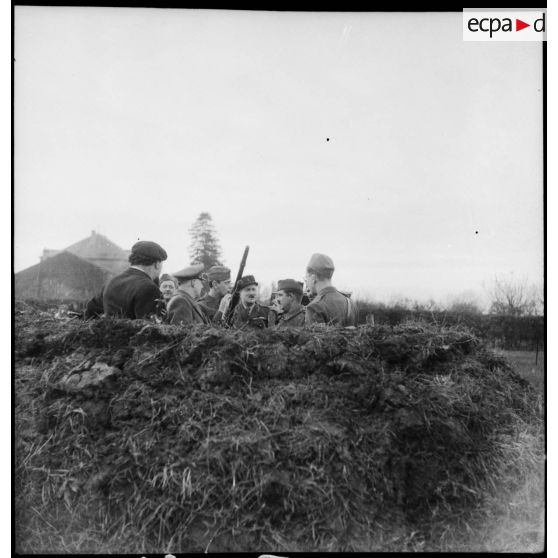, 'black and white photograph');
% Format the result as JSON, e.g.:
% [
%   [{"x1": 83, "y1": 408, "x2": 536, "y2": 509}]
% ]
[{"x1": 13, "y1": 5, "x2": 546, "y2": 553}]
